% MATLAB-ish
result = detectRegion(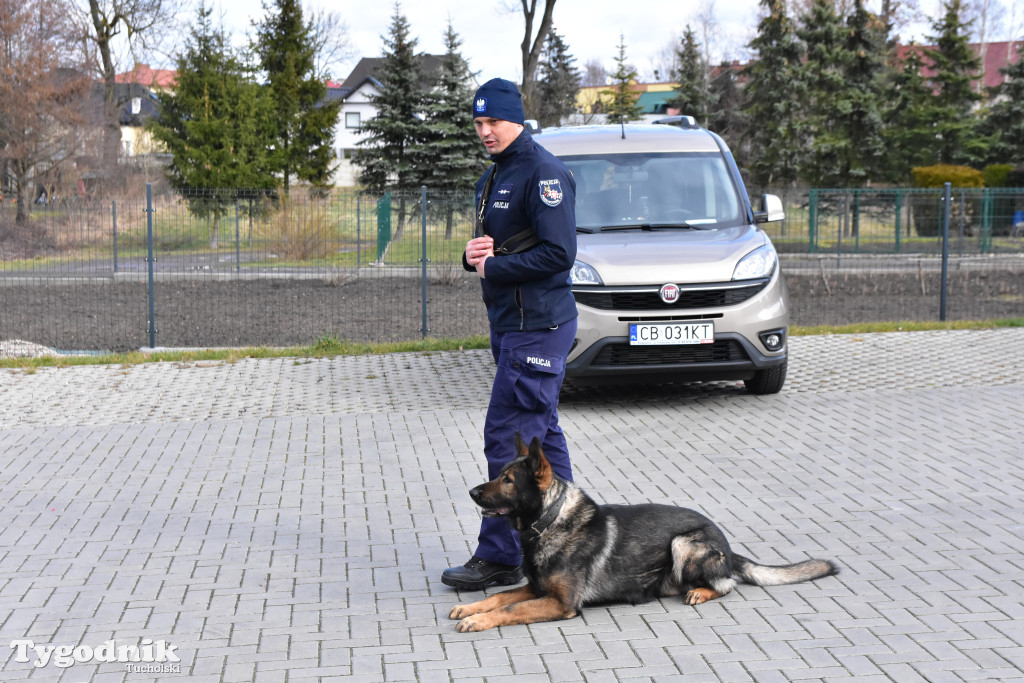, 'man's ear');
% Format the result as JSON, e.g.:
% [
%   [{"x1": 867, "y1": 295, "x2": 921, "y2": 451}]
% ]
[{"x1": 527, "y1": 437, "x2": 552, "y2": 489}]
